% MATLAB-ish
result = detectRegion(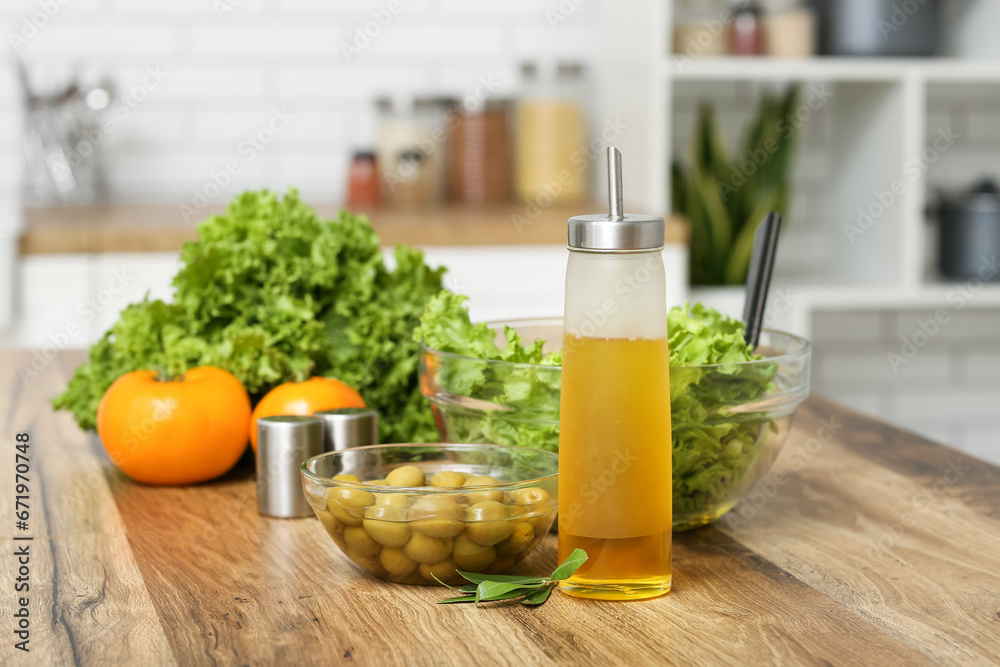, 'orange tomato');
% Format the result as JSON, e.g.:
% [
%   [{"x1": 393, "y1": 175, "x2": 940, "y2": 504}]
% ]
[
  {"x1": 96, "y1": 367, "x2": 251, "y2": 485},
  {"x1": 249, "y1": 377, "x2": 365, "y2": 452}
]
